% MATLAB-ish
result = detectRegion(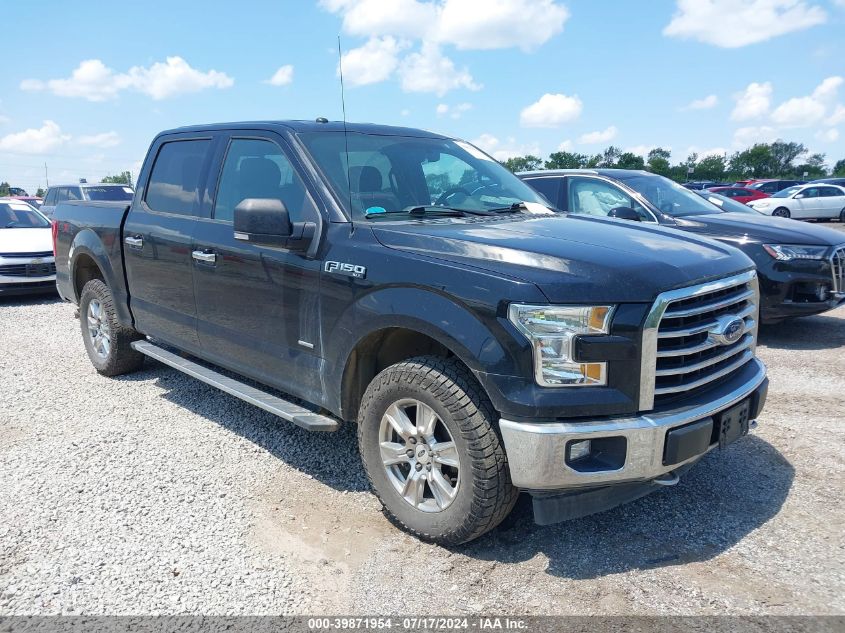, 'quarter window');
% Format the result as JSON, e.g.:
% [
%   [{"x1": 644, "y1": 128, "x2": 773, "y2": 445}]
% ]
[
  {"x1": 524, "y1": 177, "x2": 561, "y2": 208},
  {"x1": 214, "y1": 138, "x2": 314, "y2": 223},
  {"x1": 145, "y1": 139, "x2": 212, "y2": 215}
]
